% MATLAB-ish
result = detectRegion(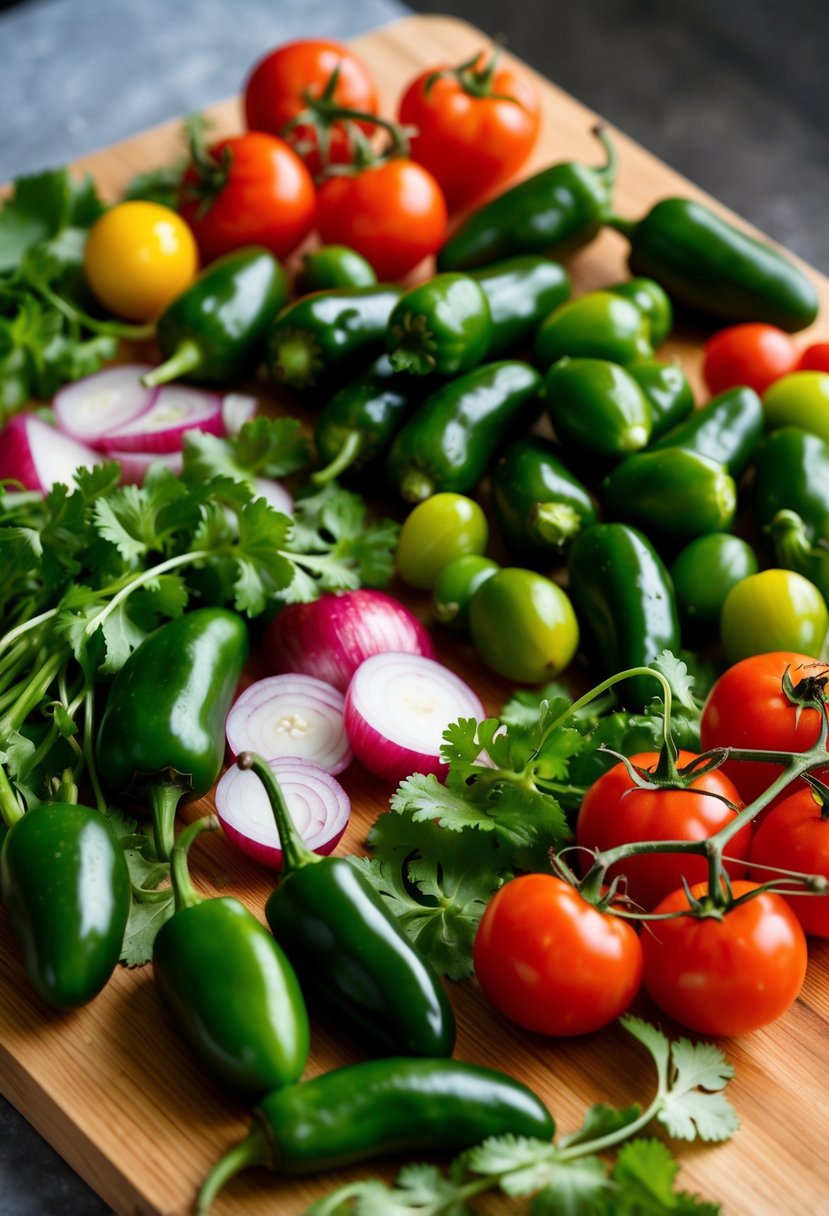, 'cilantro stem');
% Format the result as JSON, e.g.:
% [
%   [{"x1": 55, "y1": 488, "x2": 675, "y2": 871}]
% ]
[
  {"x1": 82, "y1": 687, "x2": 107, "y2": 813},
  {"x1": 0, "y1": 606, "x2": 59, "y2": 657},
  {"x1": 0, "y1": 648, "x2": 65, "y2": 741},
  {"x1": 0, "y1": 763, "x2": 24, "y2": 827},
  {"x1": 83, "y1": 549, "x2": 212, "y2": 640}
]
